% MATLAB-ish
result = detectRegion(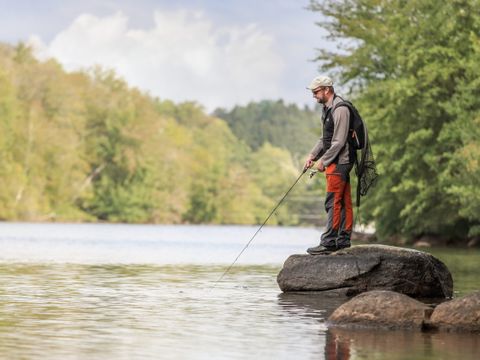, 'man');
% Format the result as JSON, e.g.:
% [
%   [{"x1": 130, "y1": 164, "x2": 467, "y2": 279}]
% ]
[{"x1": 304, "y1": 75, "x2": 354, "y2": 254}]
